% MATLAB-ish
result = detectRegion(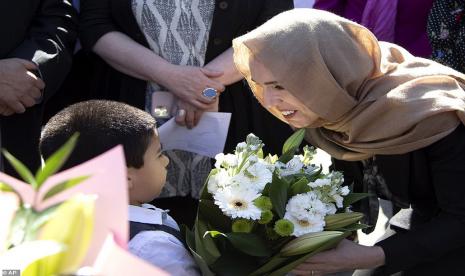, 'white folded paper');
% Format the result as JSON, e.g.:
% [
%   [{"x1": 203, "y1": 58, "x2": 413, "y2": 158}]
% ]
[{"x1": 158, "y1": 112, "x2": 231, "y2": 158}]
